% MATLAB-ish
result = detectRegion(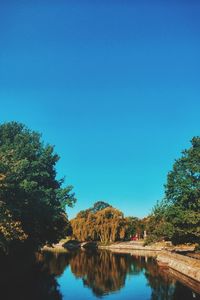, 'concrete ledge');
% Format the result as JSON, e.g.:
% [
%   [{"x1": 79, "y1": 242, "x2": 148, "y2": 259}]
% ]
[{"x1": 156, "y1": 251, "x2": 200, "y2": 283}]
